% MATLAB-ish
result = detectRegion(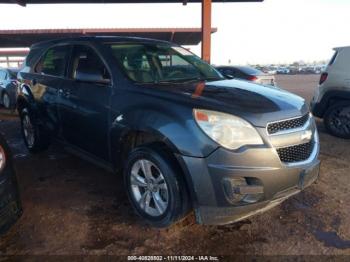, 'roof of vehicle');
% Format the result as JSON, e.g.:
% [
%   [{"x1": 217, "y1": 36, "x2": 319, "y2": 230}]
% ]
[
  {"x1": 0, "y1": 0, "x2": 263, "y2": 6},
  {"x1": 333, "y1": 46, "x2": 350, "y2": 51},
  {"x1": 31, "y1": 36, "x2": 177, "y2": 49}
]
